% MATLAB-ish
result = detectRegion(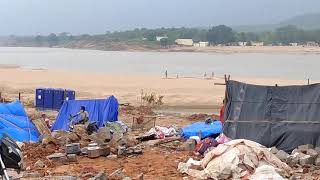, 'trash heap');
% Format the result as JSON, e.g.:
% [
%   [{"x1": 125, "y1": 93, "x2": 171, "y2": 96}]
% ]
[
  {"x1": 40, "y1": 121, "x2": 142, "y2": 168},
  {"x1": 178, "y1": 139, "x2": 292, "y2": 180}
]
